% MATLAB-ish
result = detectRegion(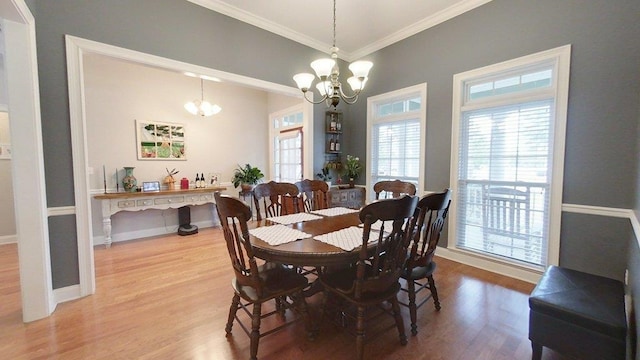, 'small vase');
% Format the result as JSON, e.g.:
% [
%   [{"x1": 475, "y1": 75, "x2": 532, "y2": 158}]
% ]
[
  {"x1": 122, "y1": 167, "x2": 137, "y2": 192},
  {"x1": 348, "y1": 178, "x2": 355, "y2": 188}
]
